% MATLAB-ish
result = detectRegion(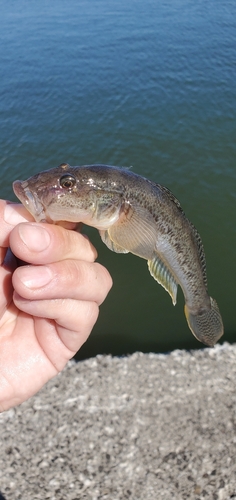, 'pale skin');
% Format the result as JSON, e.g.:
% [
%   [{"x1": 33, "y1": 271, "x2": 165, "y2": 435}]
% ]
[{"x1": 0, "y1": 200, "x2": 112, "y2": 412}]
